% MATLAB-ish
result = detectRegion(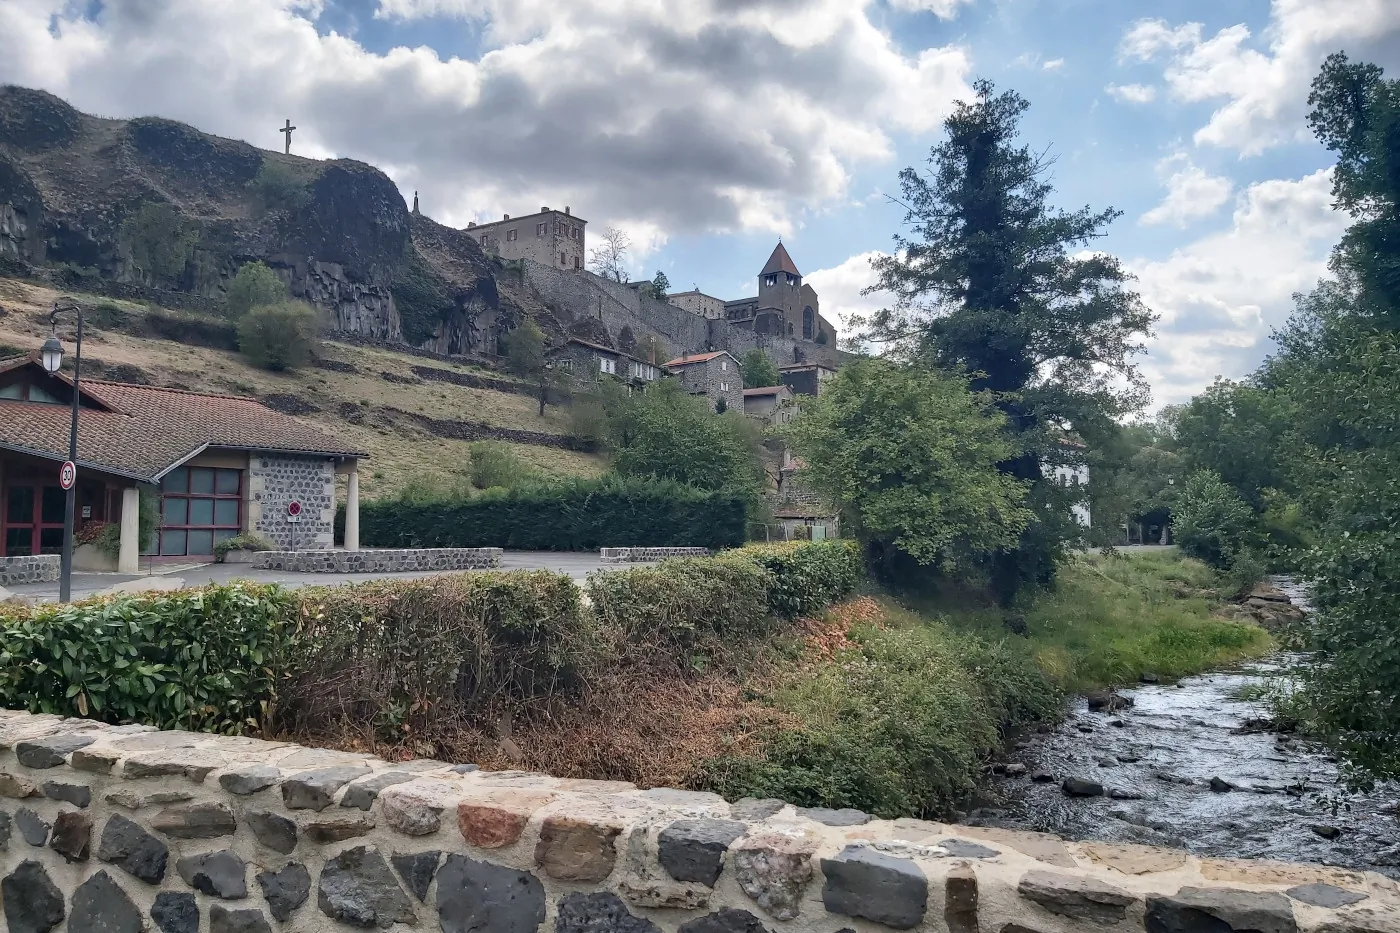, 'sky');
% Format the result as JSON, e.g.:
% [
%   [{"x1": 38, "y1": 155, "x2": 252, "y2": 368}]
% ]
[{"x1": 2, "y1": 0, "x2": 1398, "y2": 406}]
